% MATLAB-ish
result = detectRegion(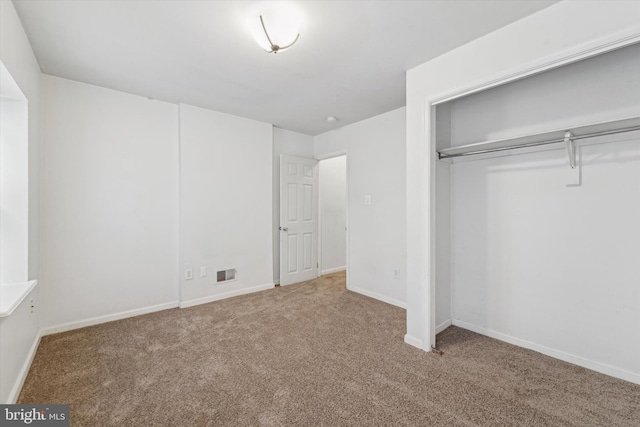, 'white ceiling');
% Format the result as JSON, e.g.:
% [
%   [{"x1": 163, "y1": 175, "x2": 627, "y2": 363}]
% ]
[{"x1": 13, "y1": 0, "x2": 557, "y2": 135}]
